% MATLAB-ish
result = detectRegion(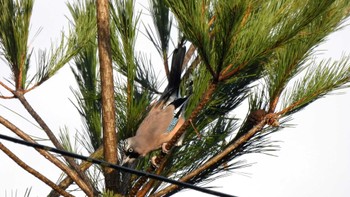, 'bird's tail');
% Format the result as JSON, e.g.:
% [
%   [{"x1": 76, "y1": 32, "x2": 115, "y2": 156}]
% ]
[{"x1": 161, "y1": 45, "x2": 186, "y2": 102}]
